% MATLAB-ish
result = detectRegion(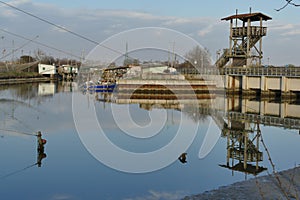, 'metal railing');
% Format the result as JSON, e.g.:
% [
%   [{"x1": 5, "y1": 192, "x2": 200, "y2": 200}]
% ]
[
  {"x1": 223, "y1": 67, "x2": 300, "y2": 77},
  {"x1": 165, "y1": 66, "x2": 300, "y2": 77},
  {"x1": 228, "y1": 111, "x2": 300, "y2": 130}
]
